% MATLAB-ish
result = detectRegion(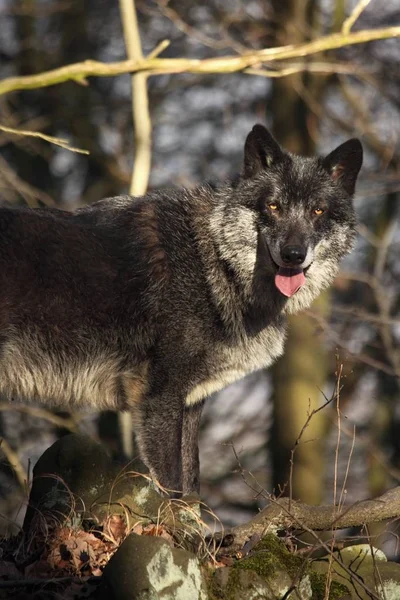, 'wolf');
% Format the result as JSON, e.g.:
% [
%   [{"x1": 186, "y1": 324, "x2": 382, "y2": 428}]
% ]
[{"x1": 0, "y1": 125, "x2": 362, "y2": 496}]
